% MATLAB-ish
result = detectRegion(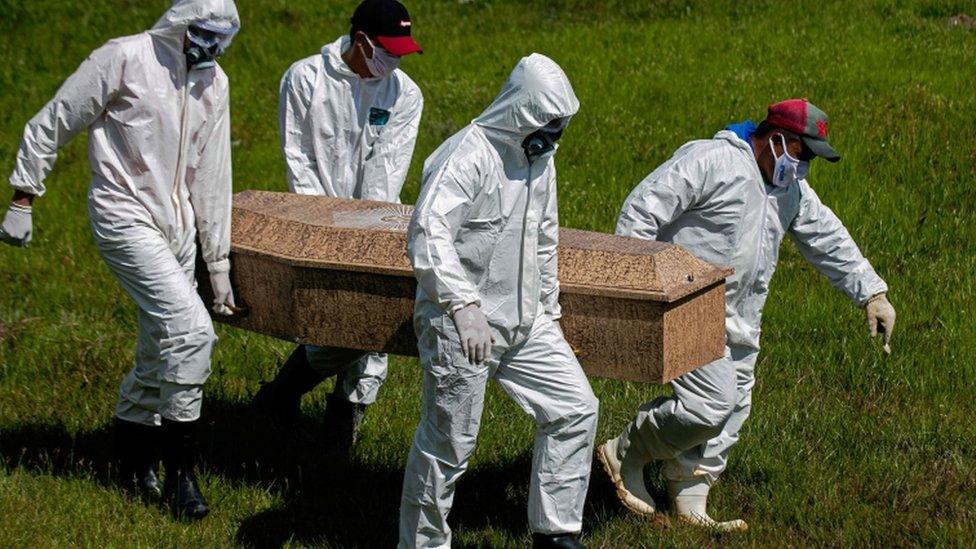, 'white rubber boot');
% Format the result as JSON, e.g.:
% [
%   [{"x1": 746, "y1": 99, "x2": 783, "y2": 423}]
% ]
[
  {"x1": 668, "y1": 477, "x2": 748, "y2": 532},
  {"x1": 597, "y1": 437, "x2": 658, "y2": 516}
]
